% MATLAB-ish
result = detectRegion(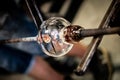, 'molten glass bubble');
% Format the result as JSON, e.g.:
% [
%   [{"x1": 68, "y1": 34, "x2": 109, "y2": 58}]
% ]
[{"x1": 37, "y1": 17, "x2": 73, "y2": 57}]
